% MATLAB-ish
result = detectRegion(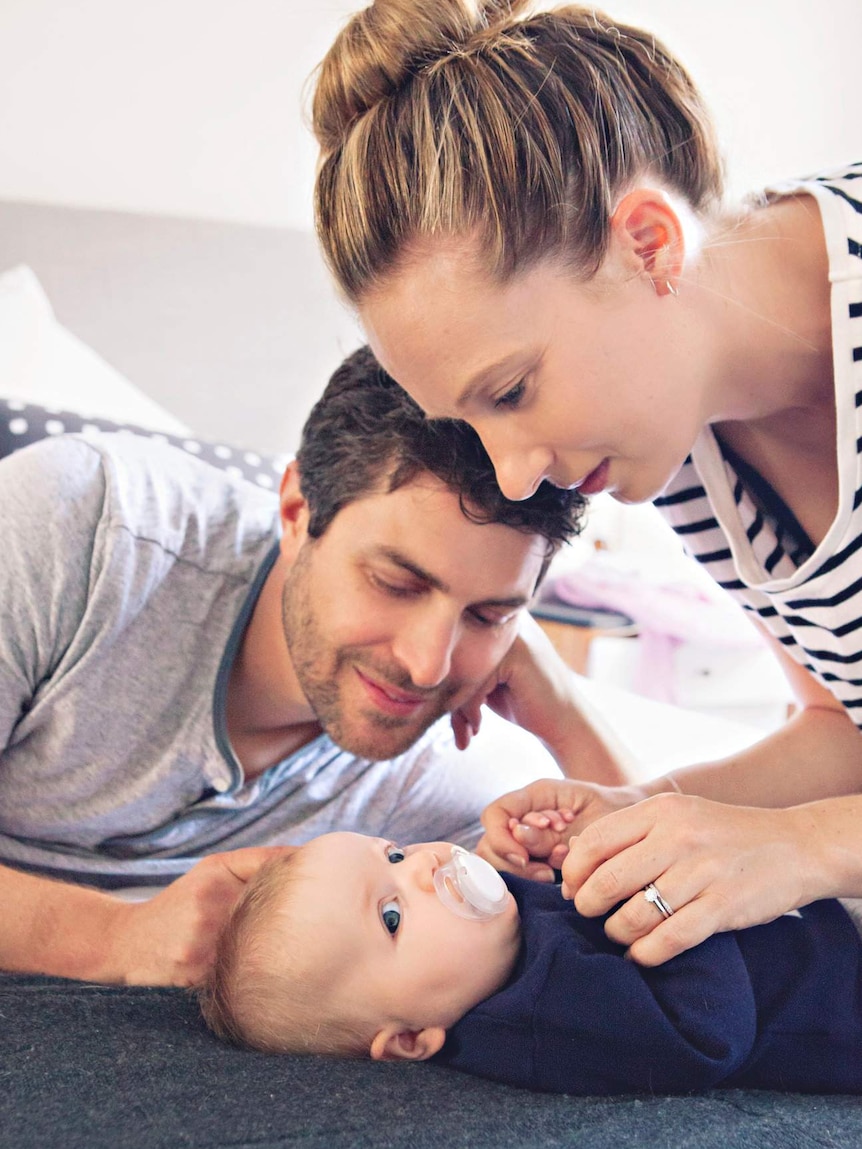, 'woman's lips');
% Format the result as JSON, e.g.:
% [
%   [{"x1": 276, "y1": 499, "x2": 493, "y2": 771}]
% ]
[
  {"x1": 575, "y1": 458, "x2": 610, "y2": 496},
  {"x1": 356, "y1": 669, "x2": 427, "y2": 716}
]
